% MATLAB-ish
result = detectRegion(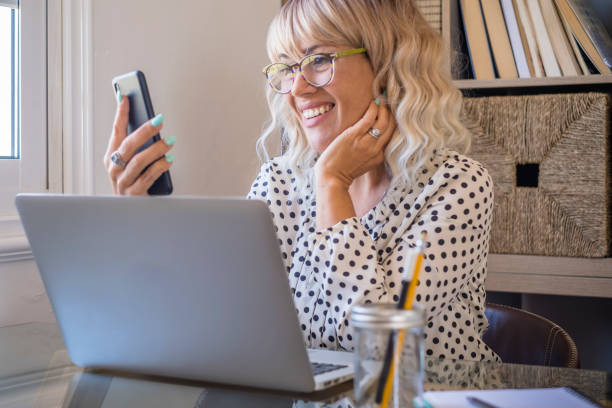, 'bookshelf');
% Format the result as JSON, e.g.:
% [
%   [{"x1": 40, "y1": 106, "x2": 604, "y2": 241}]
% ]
[
  {"x1": 486, "y1": 255, "x2": 612, "y2": 298},
  {"x1": 454, "y1": 74, "x2": 612, "y2": 90},
  {"x1": 439, "y1": 0, "x2": 612, "y2": 298},
  {"x1": 443, "y1": 0, "x2": 612, "y2": 87}
]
